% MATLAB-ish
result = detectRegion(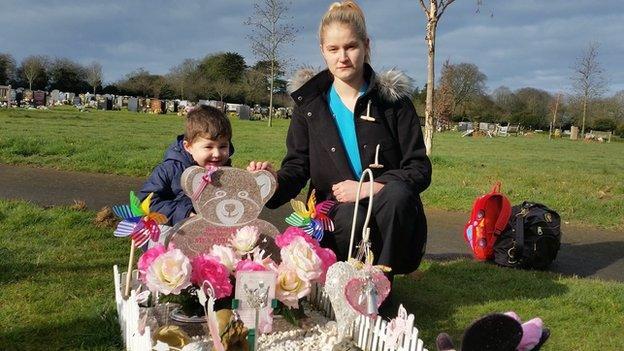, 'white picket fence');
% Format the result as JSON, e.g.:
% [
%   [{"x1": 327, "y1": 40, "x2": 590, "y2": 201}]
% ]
[{"x1": 114, "y1": 265, "x2": 428, "y2": 351}]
